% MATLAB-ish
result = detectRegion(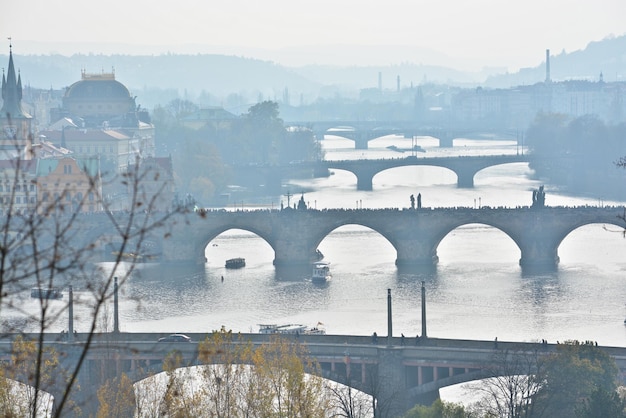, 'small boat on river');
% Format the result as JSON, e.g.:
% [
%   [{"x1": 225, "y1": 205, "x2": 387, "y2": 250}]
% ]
[
  {"x1": 31, "y1": 287, "x2": 63, "y2": 300},
  {"x1": 258, "y1": 323, "x2": 326, "y2": 335},
  {"x1": 312, "y1": 262, "x2": 331, "y2": 282},
  {"x1": 225, "y1": 258, "x2": 246, "y2": 269}
]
